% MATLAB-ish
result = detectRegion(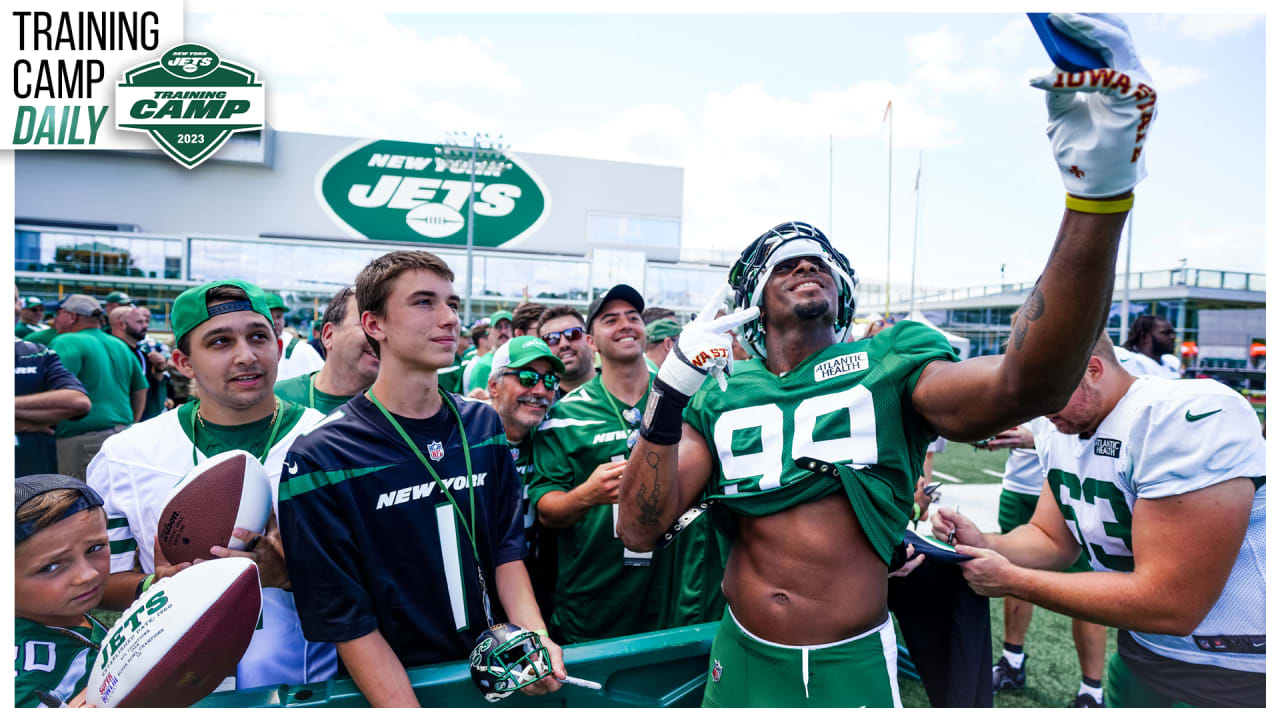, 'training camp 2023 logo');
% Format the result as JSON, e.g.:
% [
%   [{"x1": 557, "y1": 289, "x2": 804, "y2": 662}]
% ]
[{"x1": 115, "y1": 43, "x2": 264, "y2": 168}]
